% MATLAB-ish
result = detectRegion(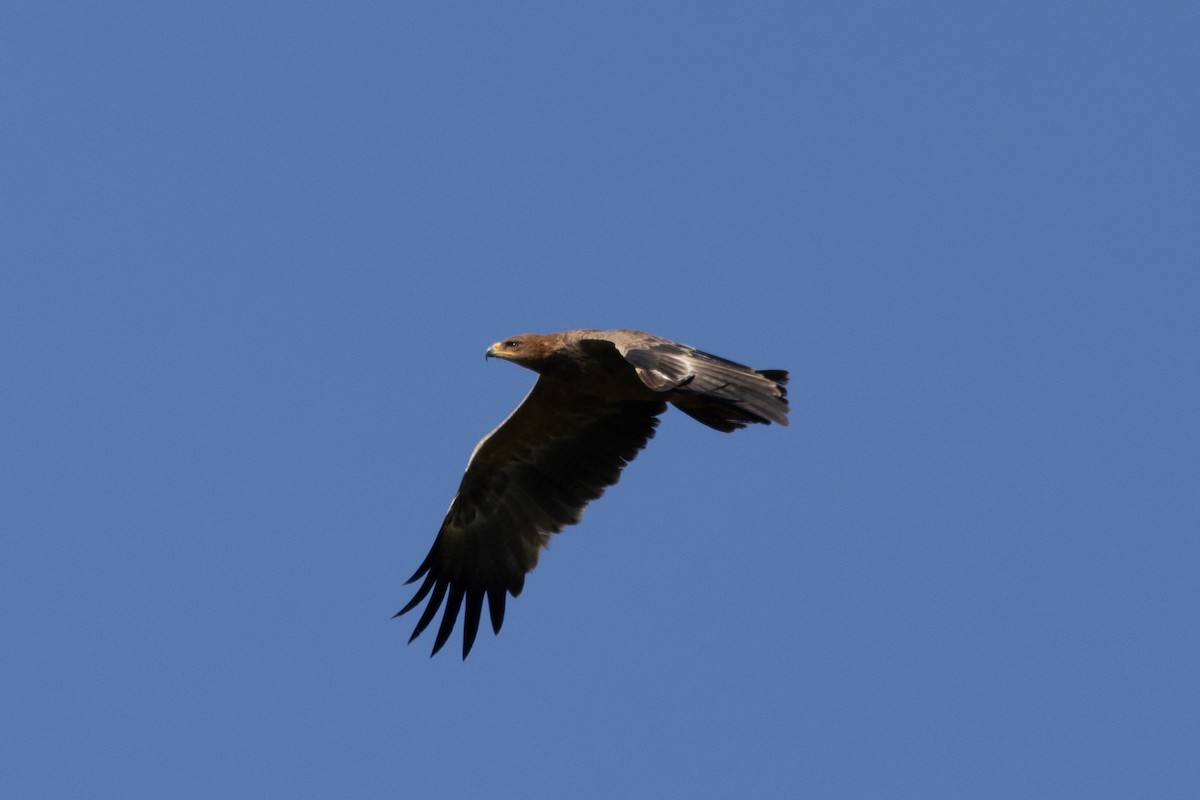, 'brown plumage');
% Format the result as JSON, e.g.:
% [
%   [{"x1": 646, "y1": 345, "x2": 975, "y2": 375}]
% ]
[{"x1": 397, "y1": 329, "x2": 789, "y2": 658}]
